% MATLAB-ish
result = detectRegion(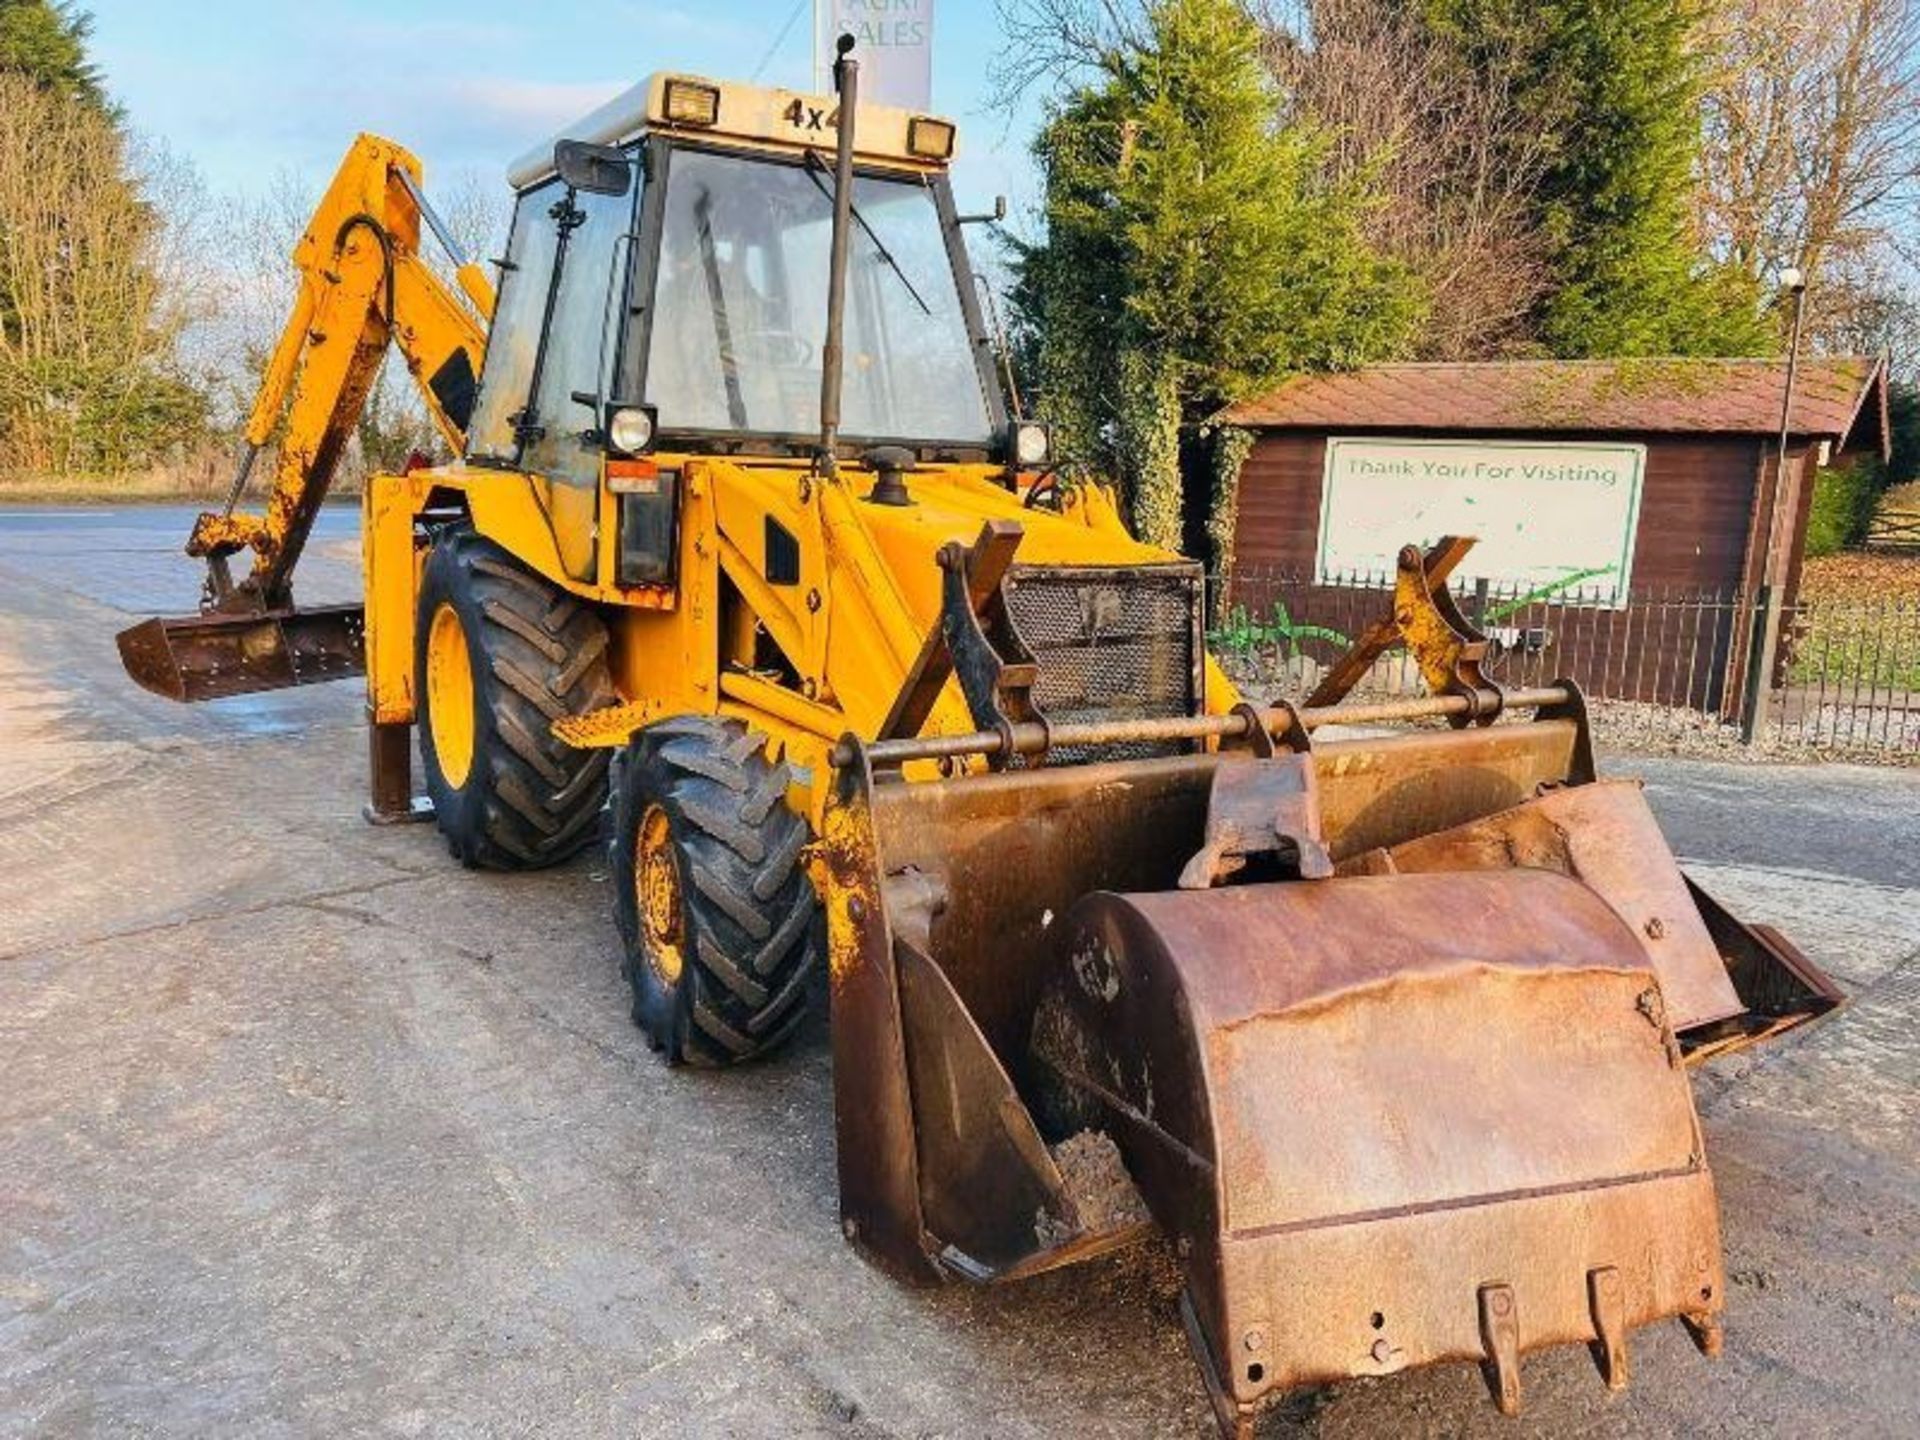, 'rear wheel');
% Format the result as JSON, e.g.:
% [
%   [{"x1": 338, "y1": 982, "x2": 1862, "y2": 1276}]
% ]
[
  {"x1": 417, "y1": 526, "x2": 614, "y2": 869},
  {"x1": 611, "y1": 716, "x2": 818, "y2": 1065}
]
